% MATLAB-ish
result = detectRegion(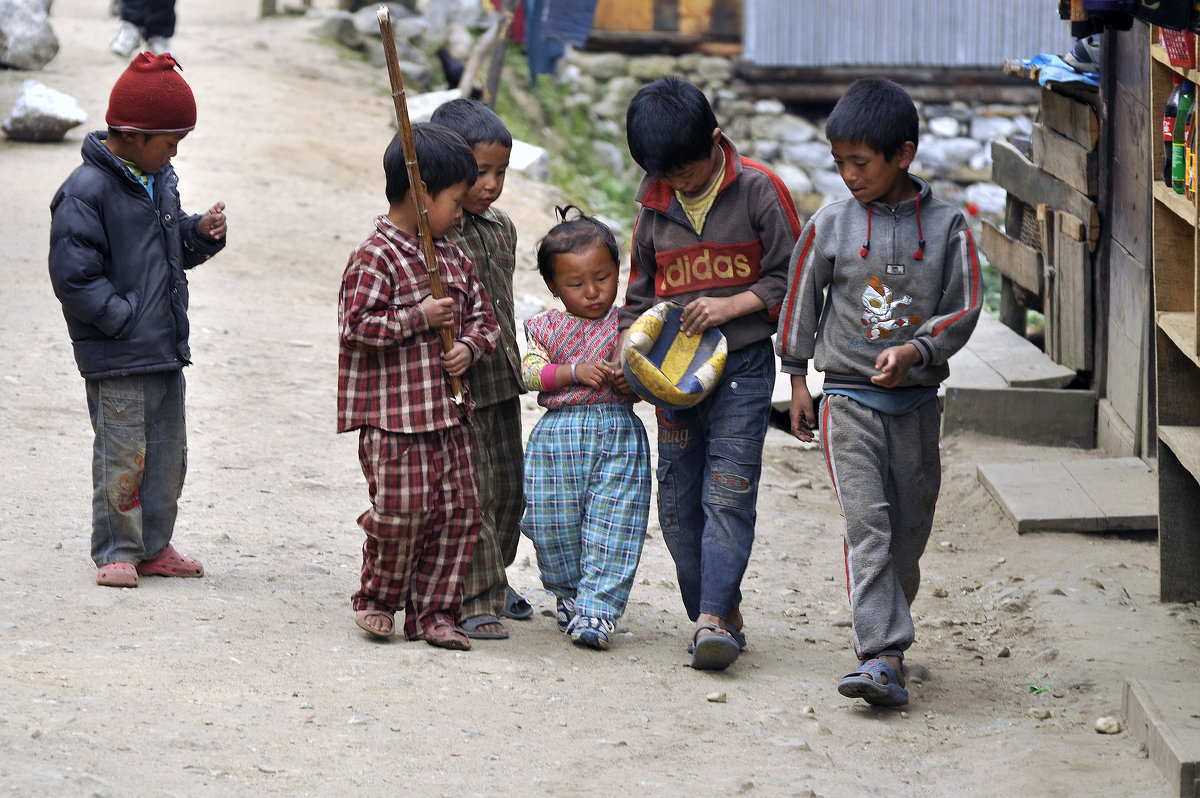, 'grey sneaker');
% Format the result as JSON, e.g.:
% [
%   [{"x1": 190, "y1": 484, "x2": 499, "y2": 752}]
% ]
[
  {"x1": 109, "y1": 21, "x2": 140, "y2": 57},
  {"x1": 555, "y1": 596, "x2": 576, "y2": 633},
  {"x1": 147, "y1": 36, "x2": 172, "y2": 55},
  {"x1": 566, "y1": 615, "x2": 615, "y2": 650}
]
